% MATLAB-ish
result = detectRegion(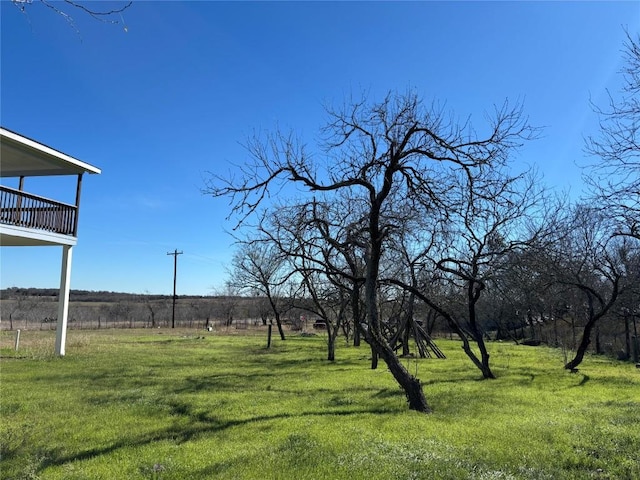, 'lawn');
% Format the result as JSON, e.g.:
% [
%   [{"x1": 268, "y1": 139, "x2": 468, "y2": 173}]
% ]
[{"x1": 1, "y1": 328, "x2": 639, "y2": 479}]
